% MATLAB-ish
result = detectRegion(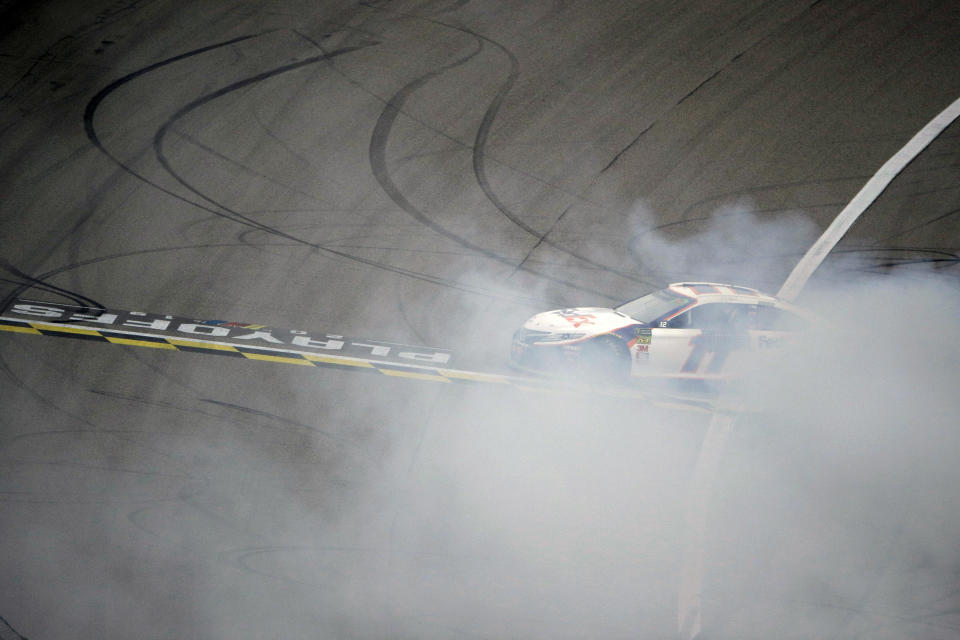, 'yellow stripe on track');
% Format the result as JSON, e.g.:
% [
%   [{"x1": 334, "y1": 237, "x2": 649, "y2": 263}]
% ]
[
  {"x1": 439, "y1": 369, "x2": 510, "y2": 384},
  {"x1": 379, "y1": 369, "x2": 450, "y2": 382},
  {"x1": 0, "y1": 324, "x2": 42, "y2": 335},
  {"x1": 165, "y1": 338, "x2": 239, "y2": 352},
  {"x1": 31, "y1": 323, "x2": 101, "y2": 336},
  {"x1": 304, "y1": 353, "x2": 375, "y2": 367},
  {"x1": 242, "y1": 353, "x2": 313, "y2": 366},
  {"x1": 106, "y1": 337, "x2": 178, "y2": 350}
]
